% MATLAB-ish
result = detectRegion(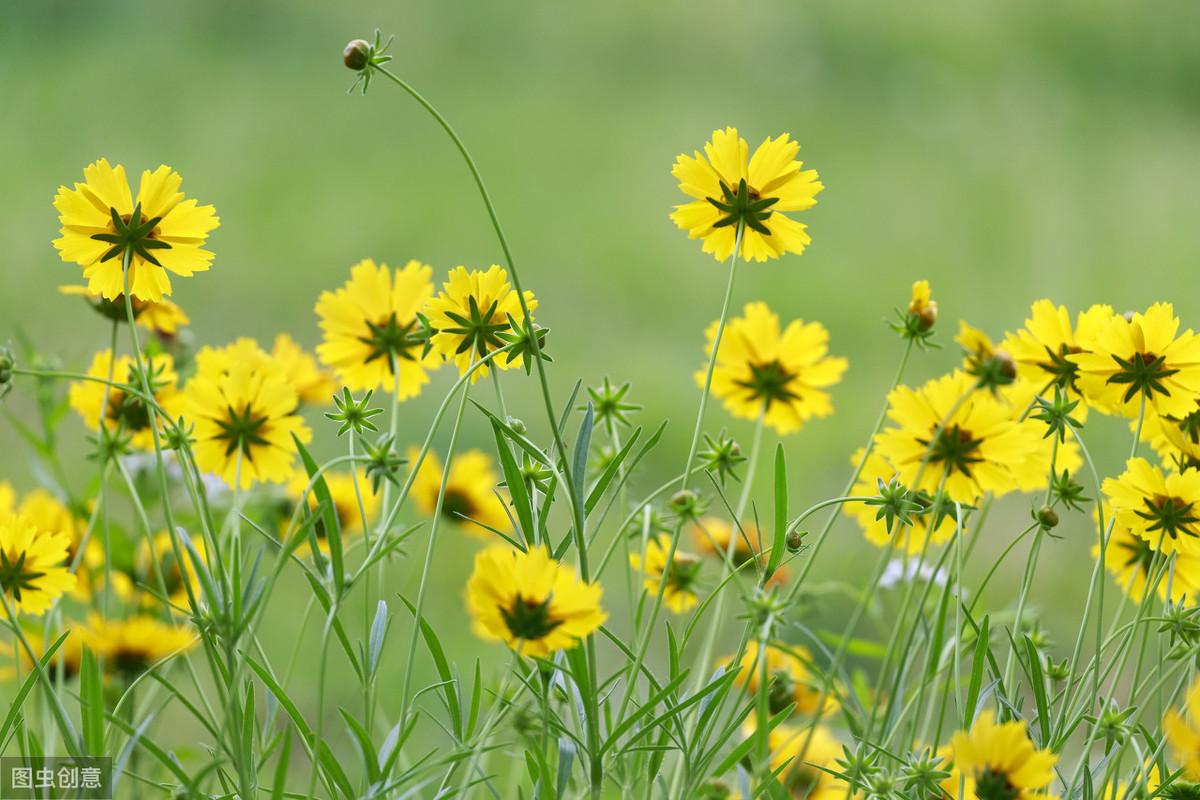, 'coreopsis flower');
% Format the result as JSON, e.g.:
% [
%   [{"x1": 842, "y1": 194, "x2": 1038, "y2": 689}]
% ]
[
  {"x1": 1164, "y1": 678, "x2": 1200, "y2": 781},
  {"x1": 1001, "y1": 301, "x2": 1116, "y2": 422},
  {"x1": 1095, "y1": 519, "x2": 1200, "y2": 605},
  {"x1": 184, "y1": 359, "x2": 312, "y2": 489},
  {"x1": 424, "y1": 265, "x2": 537, "y2": 383},
  {"x1": 1103, "y1": 458, "x2": 1200, "y2": 558},
  {"x1": 698, "y1": 302, "x2": 847, "y2": 435},
  {"x1": 873, "y1": 371, "x2": 1047, "y2": 505},
  {"x1": 950, "y1": 711, "x2": 1057, "y2": 800},
  {"x1": 724, "y1": 640, "x2": 833, "y2": 716},
  {"x1": 0, "y1": 515, "x2": 77, "y2": 616},
  {"x1": 1072, "y1": 303, "x2": 1200, "y2": 419},
  {"x1": 59, "y1": 284, "x2": 191, "y2": 336},
  {"x1": 690, "y1": 516, "x2": 790, "y2": 584},
  {"x1": 464, "y1": 544, "x2": 606, "y2": 659},
  {"x1": 763, "y1": 723, "x2": 851, "y2": 798},
  {"x1": 315, "y1": 259, "x2": 436, "y2": 397},
  {"x1": 848, "y1": 450, "x2": 961, "y2": 553},
  {"x1": 286, "y1": 467, "x2": 380, "y2": 556},
  {"x1": 957, "y1": 322, "x2": 1017, "y2": 394},
  {"x1": 629, "y1": 534, "x2": 702, "y2": 613},
  {"x1": 671, "y1": 127, "x2": 823, "y2": 262},
  {"x1": 79, "y1": 612, "x2": 197, "y2": 678},
  {"x1": 269, "y1": 333, "x2": 337, "y2": 406},
  {"x1": 53, "y1": 159, "x2": 219, "y2": 302},
  {"x1": 68, "y1": 350, "x2": 185, "y2": 451},
  {"x1": 407, "y1": 447, "x2": 510, "y2": 537},
  {"x1": 194, "y1": 337, "x2": 274, "y2": 377},
  {"x1": 908, "y1": 281, "x2": 938, "y2": 332}
]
